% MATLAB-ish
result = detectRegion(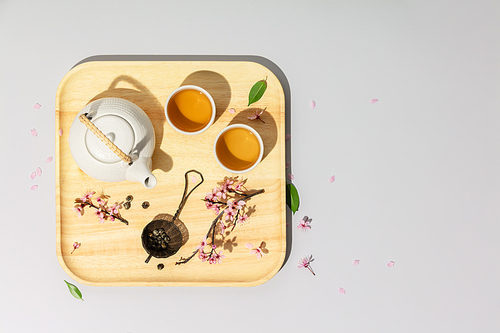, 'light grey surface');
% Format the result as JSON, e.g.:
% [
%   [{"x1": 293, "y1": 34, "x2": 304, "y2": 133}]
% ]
[{"x1": 1, "y1": 0, "x2": 499, "y2": 332}]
